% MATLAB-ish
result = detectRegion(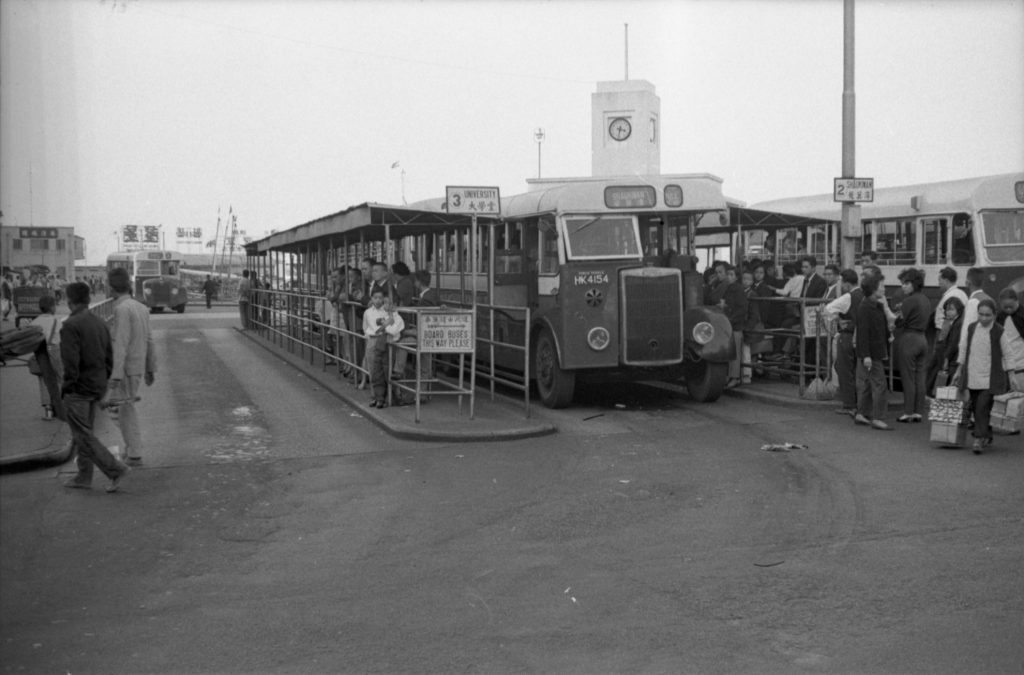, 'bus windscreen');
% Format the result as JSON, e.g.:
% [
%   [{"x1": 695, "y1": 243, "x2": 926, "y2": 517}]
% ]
[
  {"x1": 564, "y1": 215, "x2": 640, "y2": 259},
  {"x1": 980, "y1": 210, "x2": 1024, "y2": 262}
]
